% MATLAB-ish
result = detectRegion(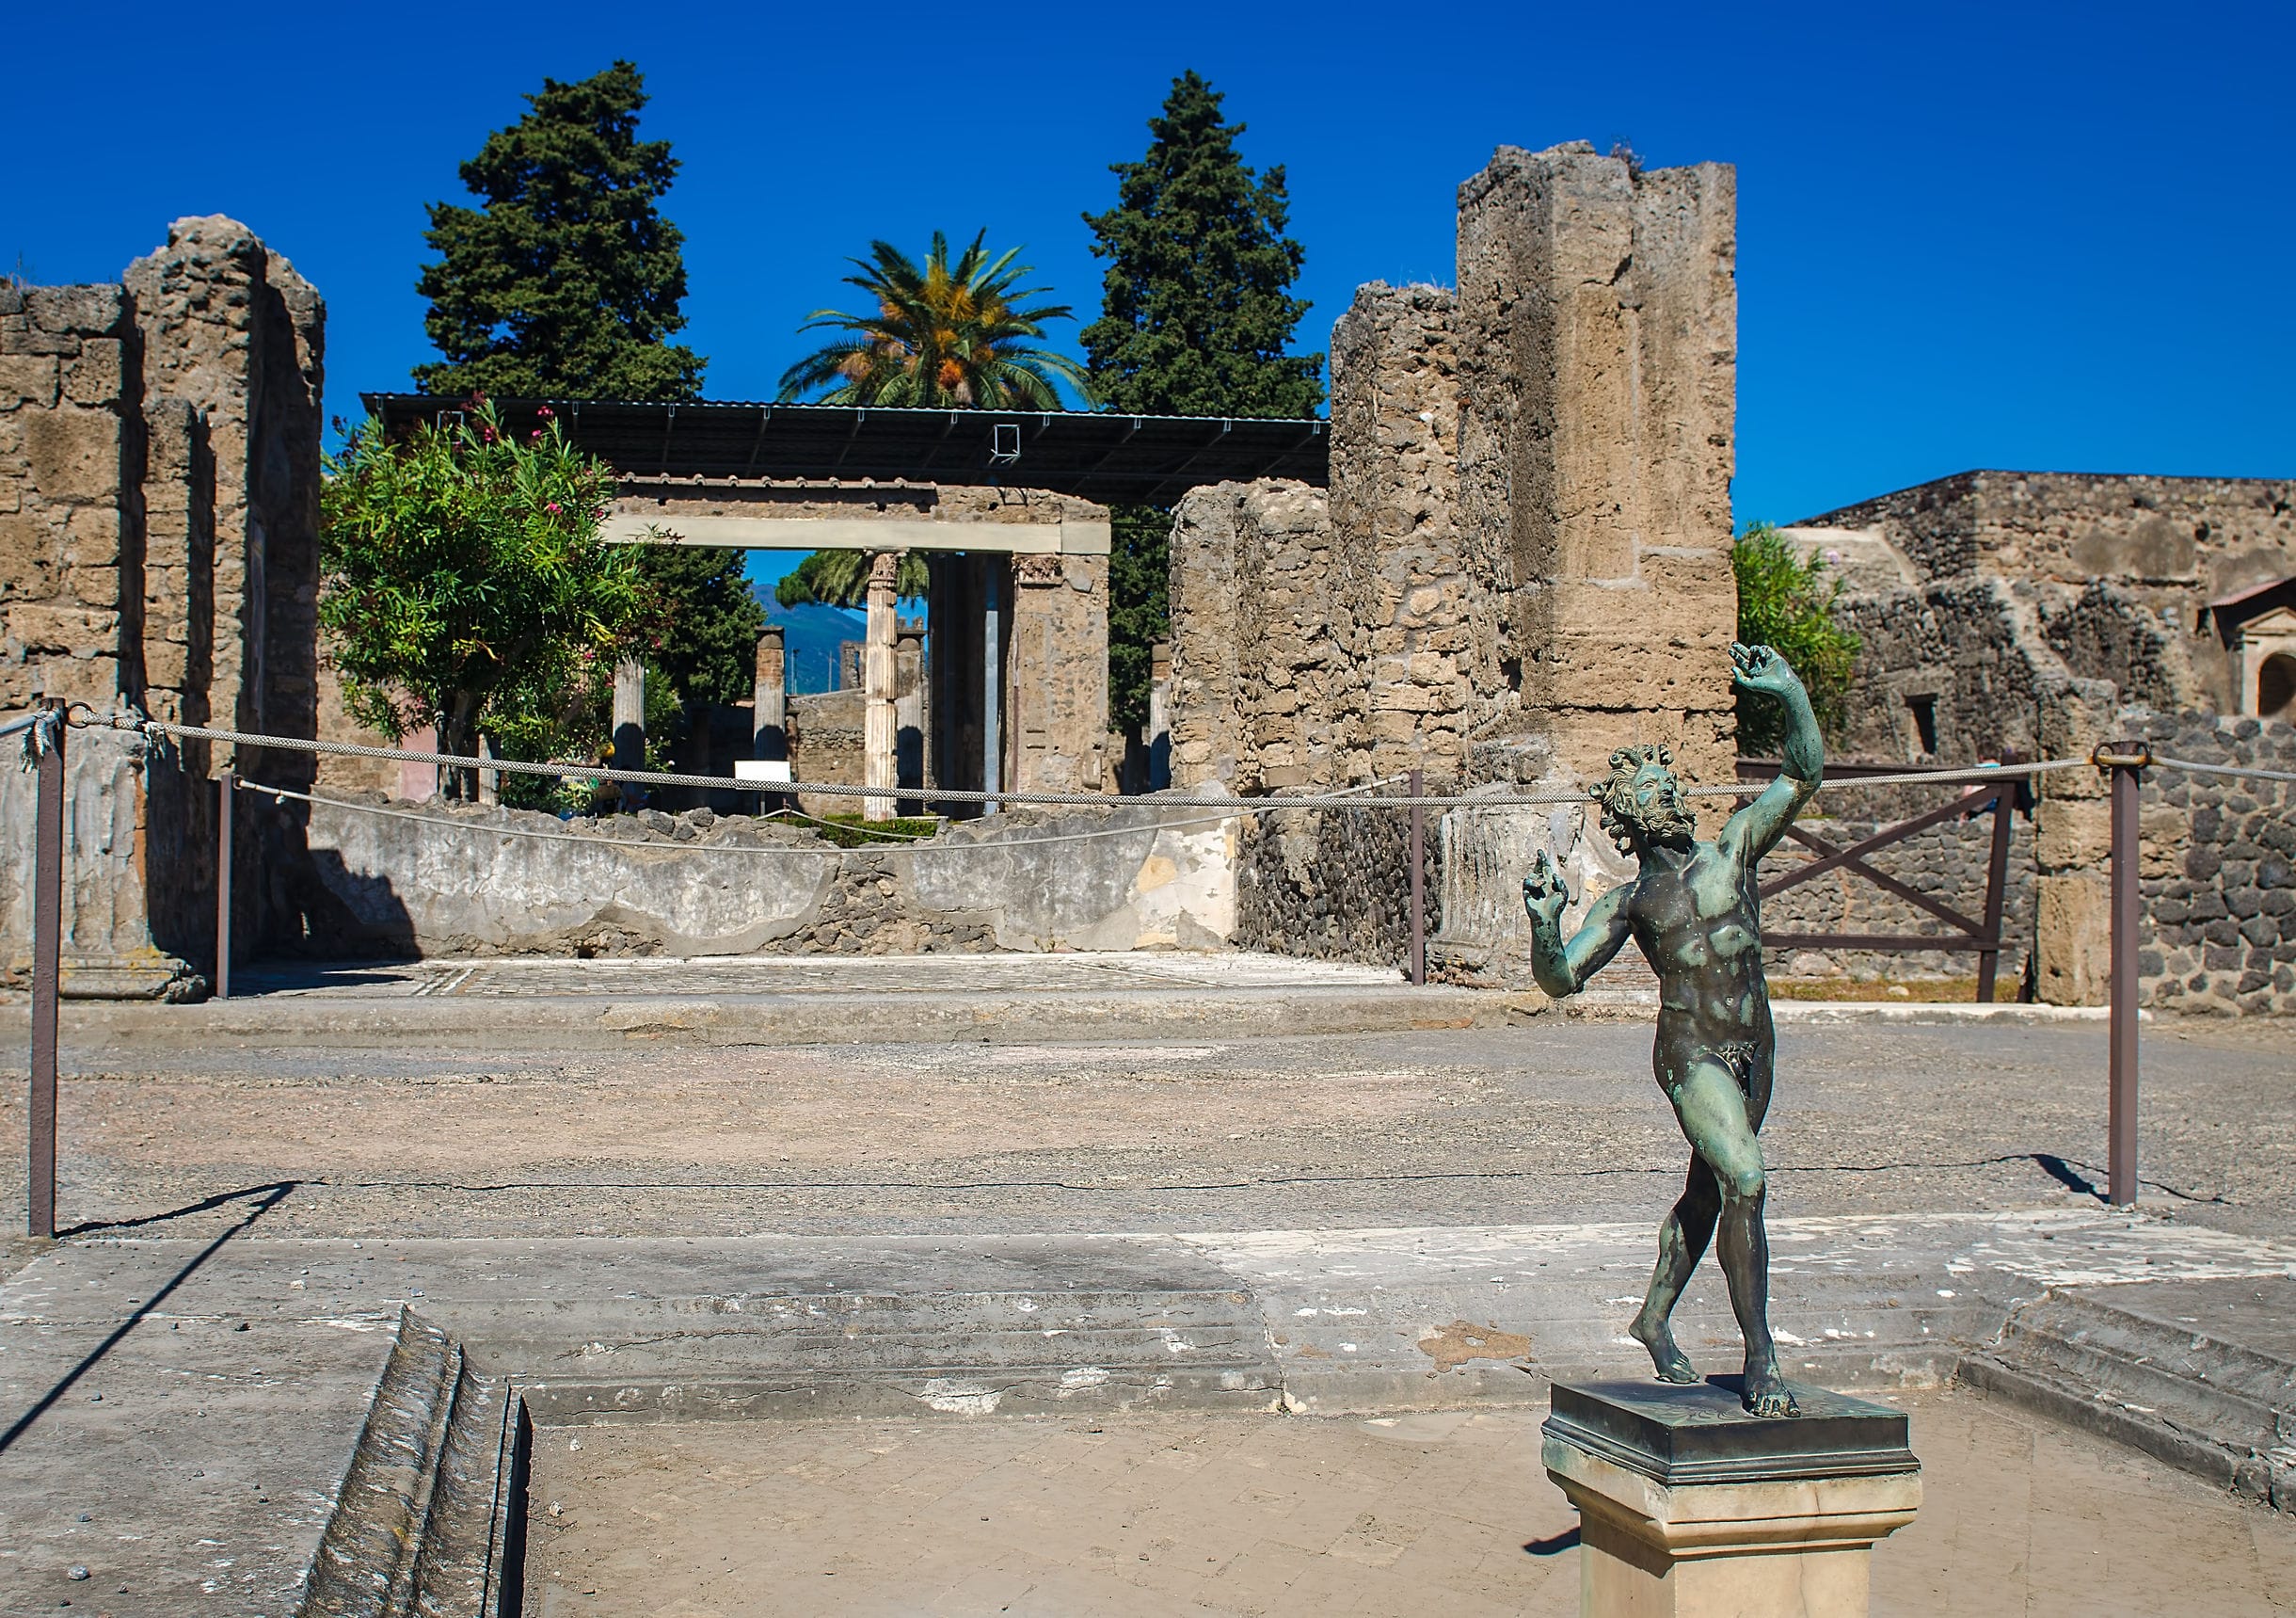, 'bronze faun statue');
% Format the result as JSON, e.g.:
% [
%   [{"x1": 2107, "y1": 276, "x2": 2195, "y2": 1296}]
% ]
[{"x1": 1522, "y1": 643, "x2": 1820, "y2": 1418}]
